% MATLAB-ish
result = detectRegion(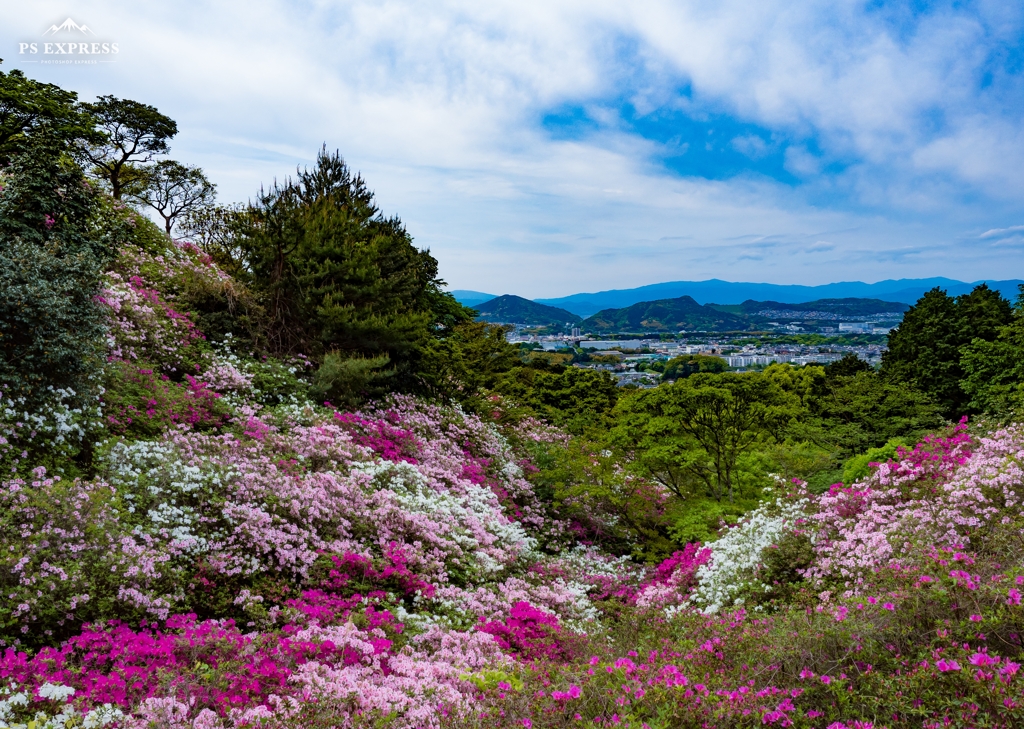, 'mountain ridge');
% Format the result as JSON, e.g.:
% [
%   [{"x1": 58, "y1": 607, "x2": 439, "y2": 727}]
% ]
[
  {"x1": 473, "y1": 294, "x2": 581, "y2": 326},
  {"x1": 453, "y1": 279, "x2": 1023, "y2": 319},
  {"x1": 536, "y1": 278, "x2": 1024, "y2": 317},
  {"x1": 585, "y1": 295, "x2": 749, "y2": 333}
]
